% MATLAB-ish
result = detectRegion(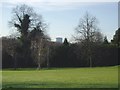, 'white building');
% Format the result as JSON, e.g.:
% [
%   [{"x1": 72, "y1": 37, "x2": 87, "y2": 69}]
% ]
[{"x1": 56, "y1": 37, "x2": 62, "y2": 43}]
